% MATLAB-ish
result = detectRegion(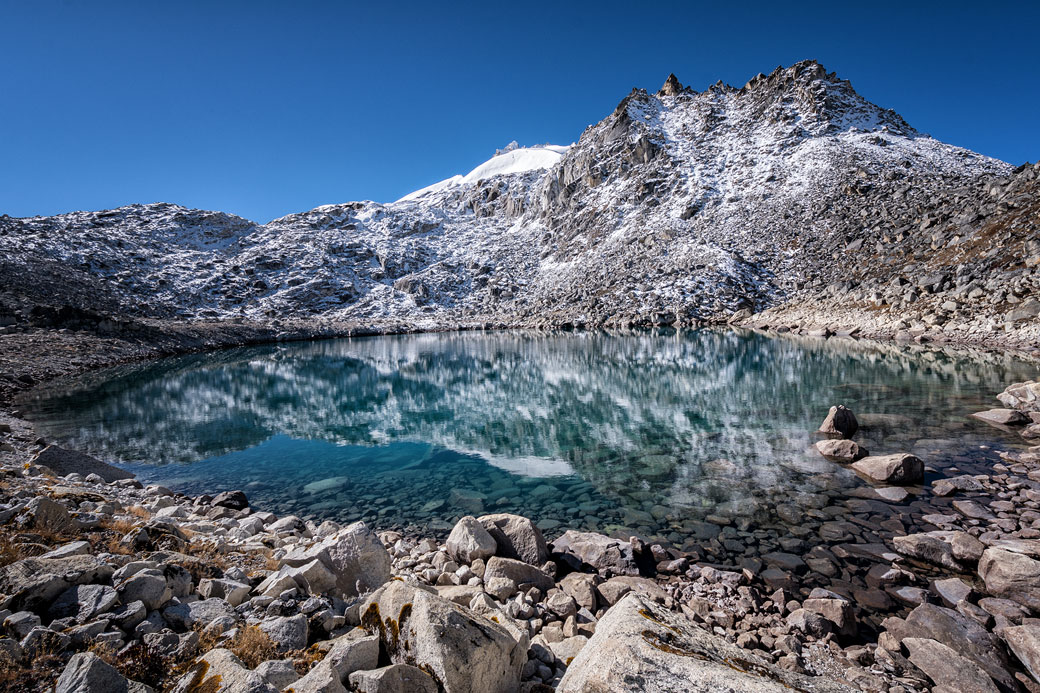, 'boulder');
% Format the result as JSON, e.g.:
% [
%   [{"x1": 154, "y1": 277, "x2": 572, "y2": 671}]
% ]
[
  {"x1": 903, "y1": 637, "x2": 998, "y2": 693},
  {"x1": 557, "y1": 593, "x2": 849, "y2": 692},
  {"x1": 930, "y1": 577, "x2": 973, "y2": 608},
  {"x1": 1002, "y1": 624, "x2": 1040, "y2": 684},
  {"x1": 211, "y1": 490, "x2": 249, "y2": 510},
  {"x1": 170, "y1": 648, "x2": 277, "y2": 693},
  {"x1": 972, "y1": 409, "x2": 1030, "y2": 426},
  {"x1": 361, "y1": 580, "x2": 526, "y2": 693},
  {"x1": 163, "y1": 598, "x2": 239, "y2": 632},
  {"x1": 0, "y1": 556, "x2": 114, "y2": 613},
  {"x1": 32, "y1": 445, "x2": 133, "y2": 482},
  {"x1": 289, "y1": 660, "x2": 345, "y2": 693},
  {"x1": 280, "y1": 522, "x2": 390, "y2": 599},
  {"x1": 259, "y1": 613, "x2": 308, "y2": 651},
  {"x1": 348, "y1": 664, "x2": 439, "y2": 693},
  {"x1": 559, "y1": 572, "x2": 600, "y2": 610},
  {"x1": 887, "y1": 603, "x2": 1014, "y2": 690},
  {"x1": 978, "y1": 547, "x2": 1040, "y2": 612},
  {"x1": 39, "y1": 541, "x2": 92, "y2": 560},
  {"x1": 551, "y1": 530, "x2": 637, "y2": 575},
  {"x1": 445, "y1": 516, "x2": 497, "y2": 564},
  {"x1": 997, "y1": 381, "x2": 1040, "y2": 411},
  {"x1": 483, "y1": 556, "x2": 554, "y2": 592},
  {"x1": 117, "y1": 572, "x2": 170, "y2": 611},
  {"x1": 478, "y1": 513, "x2": 548, "y2": 565},
  {"x1": 54, "y1": 652, "x2": 144, "y2": 693},
  {"x1": 596, "y1": 575, "x2": 668, "y2": 606},
  {"x1": 892, "y1": 533, "x2": 963, "y2": 571},
  {"x1": 324, "y1": 630, "x2": 380, "y2": 679},
  {"x1": 814, "y1": 439, "x2": 867, "y2": 462},
  {"x1": 19, "y1": 497, "x2": 76, "y2": 533},
  {"x1": 802, "y1": 595, "x2": 856, "y2": 638},
  {"x1": 818, "y1": 405, "x2": 858, "y2": 438},
  {"x1": 49, "y1": 584, "x2": 118, "y2": 623},
  {"x1": 254, "y1": 659, "x2": 299, "y2": 689},
  {"x1": 851, "y1": 453, "x2": 923, "y2": 484}
]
